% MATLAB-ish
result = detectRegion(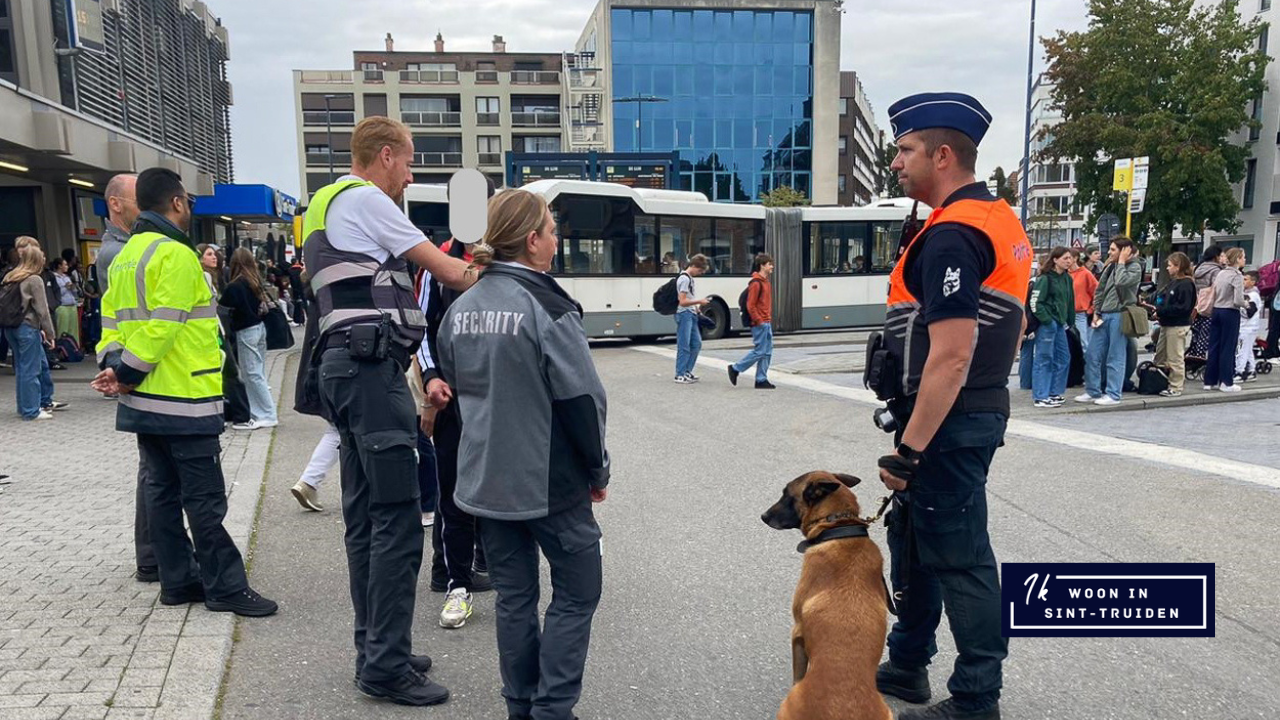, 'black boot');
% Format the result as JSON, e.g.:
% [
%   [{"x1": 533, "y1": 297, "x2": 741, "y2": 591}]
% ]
[
  {"x1": 898, "y1": 698, "x2": 1000, "y2": 720},
  {"x1": 876, "y1": 660, "x2": 931, "y2": 704}
]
